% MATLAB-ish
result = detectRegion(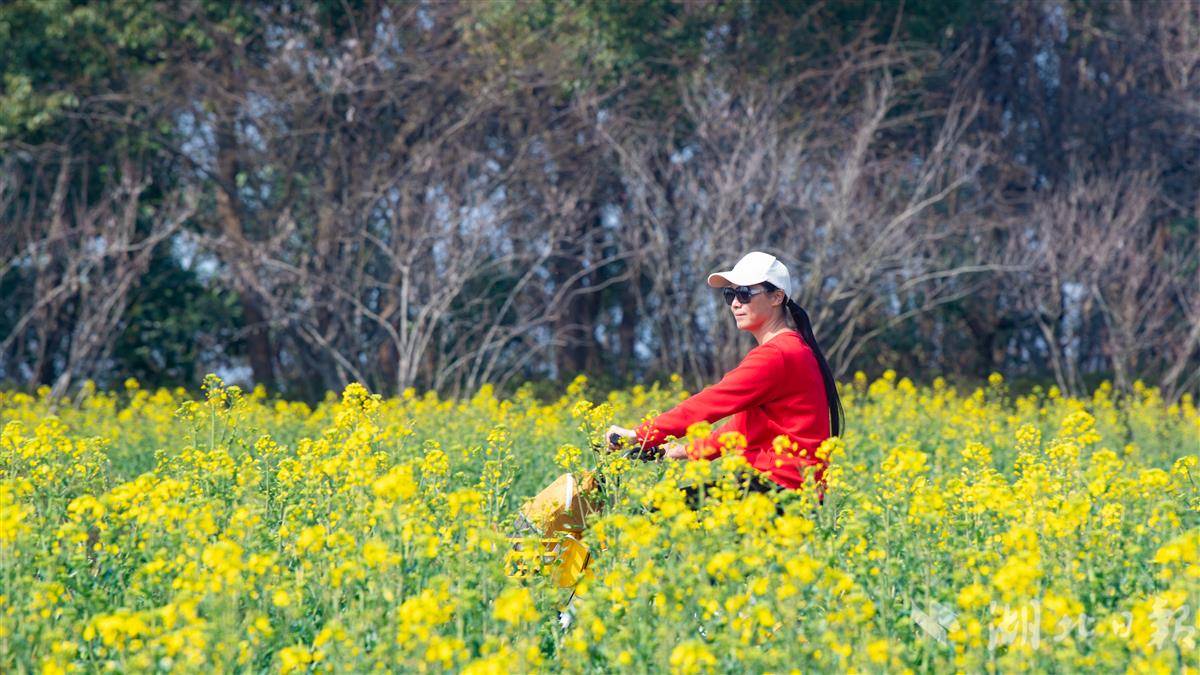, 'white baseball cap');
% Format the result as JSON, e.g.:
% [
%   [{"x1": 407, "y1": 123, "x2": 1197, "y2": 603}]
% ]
[{"x1": 707, "y1": 251, "x2": 793, "y2": 298}]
